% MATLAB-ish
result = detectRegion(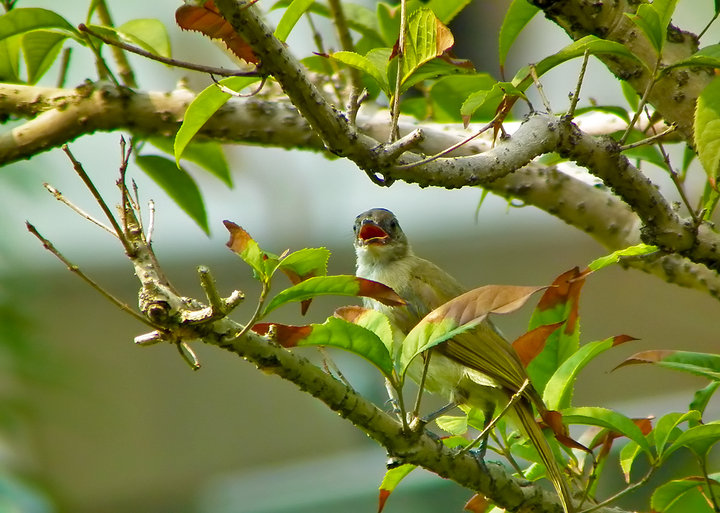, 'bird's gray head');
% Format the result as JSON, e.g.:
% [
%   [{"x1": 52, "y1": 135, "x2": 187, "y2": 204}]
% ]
[{"x1": 353, "y1": 208, "x2": 410, "y2": 263}]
